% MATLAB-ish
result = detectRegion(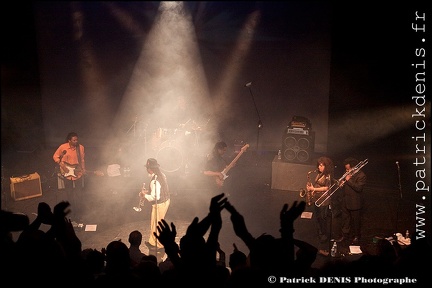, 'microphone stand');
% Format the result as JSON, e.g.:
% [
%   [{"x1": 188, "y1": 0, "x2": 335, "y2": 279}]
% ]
[
  {"x1": 153, "y1": 174, "x2": 159, "y2": 257},
  {"x1": 142, "y1": 123, "x2": 148, "y2": 158},
  {"x1": 246, "y1": 84, "x2": 263, "y2": 158},
  {"x1": 395, "y1": 162, "x2": 402, "y2": 232},
  {"x1": 1, "y1": 165, "x2": 8, "y2": 210},
  {"x1": 396, "y1": 162, "x2": 402, "y2": 200},
  {"x1": 126, "y1": 116, "x2": 138, "y2": 138}
]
